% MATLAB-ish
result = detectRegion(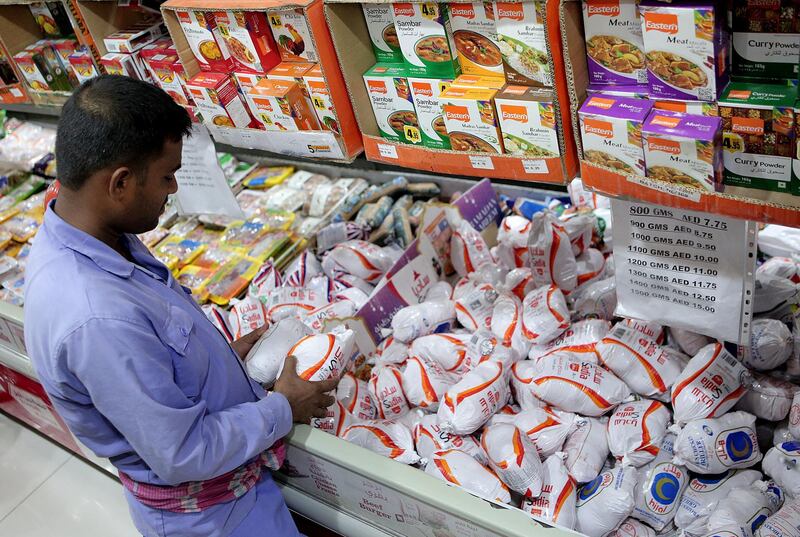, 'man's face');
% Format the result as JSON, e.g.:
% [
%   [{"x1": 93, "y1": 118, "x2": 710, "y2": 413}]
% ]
[{"x1": 124, "y1": 138, "x2": 182, "y2": 234}]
